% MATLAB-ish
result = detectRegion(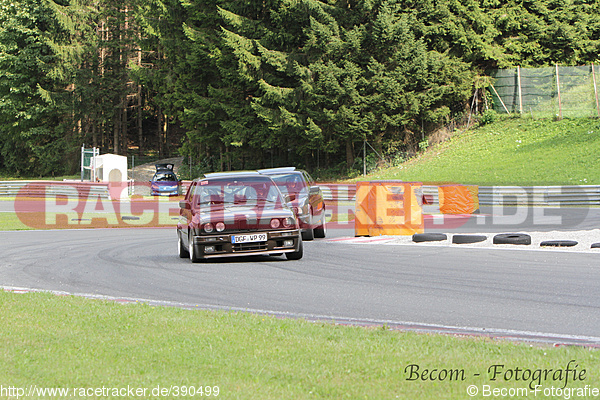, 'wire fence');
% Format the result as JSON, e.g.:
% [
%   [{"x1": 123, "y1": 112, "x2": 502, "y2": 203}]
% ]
[{"x1": 491, "y1": 64, "x2": 600, "y2": 119}]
